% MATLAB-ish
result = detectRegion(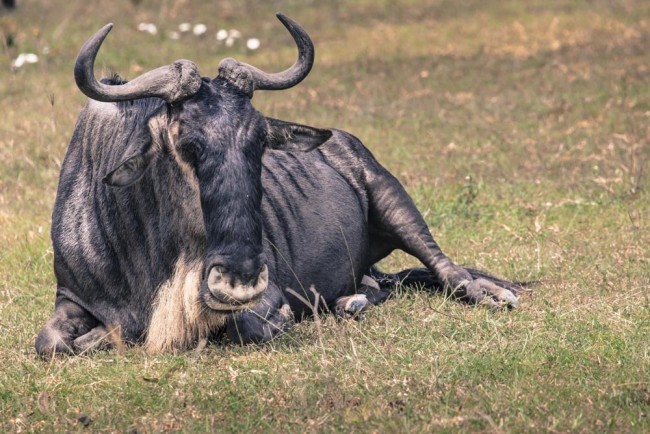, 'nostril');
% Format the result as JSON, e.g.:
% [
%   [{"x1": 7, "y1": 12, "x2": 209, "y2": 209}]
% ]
[
  {"x1": 210, "y1": 264, "x2": 229, "y2": 274},
  {"x1": 207, "y1": 264, "x2": 228, "y2": 277},
  {"x1": 207, "y1": 265, "x2": 229, "y2": 288}
]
